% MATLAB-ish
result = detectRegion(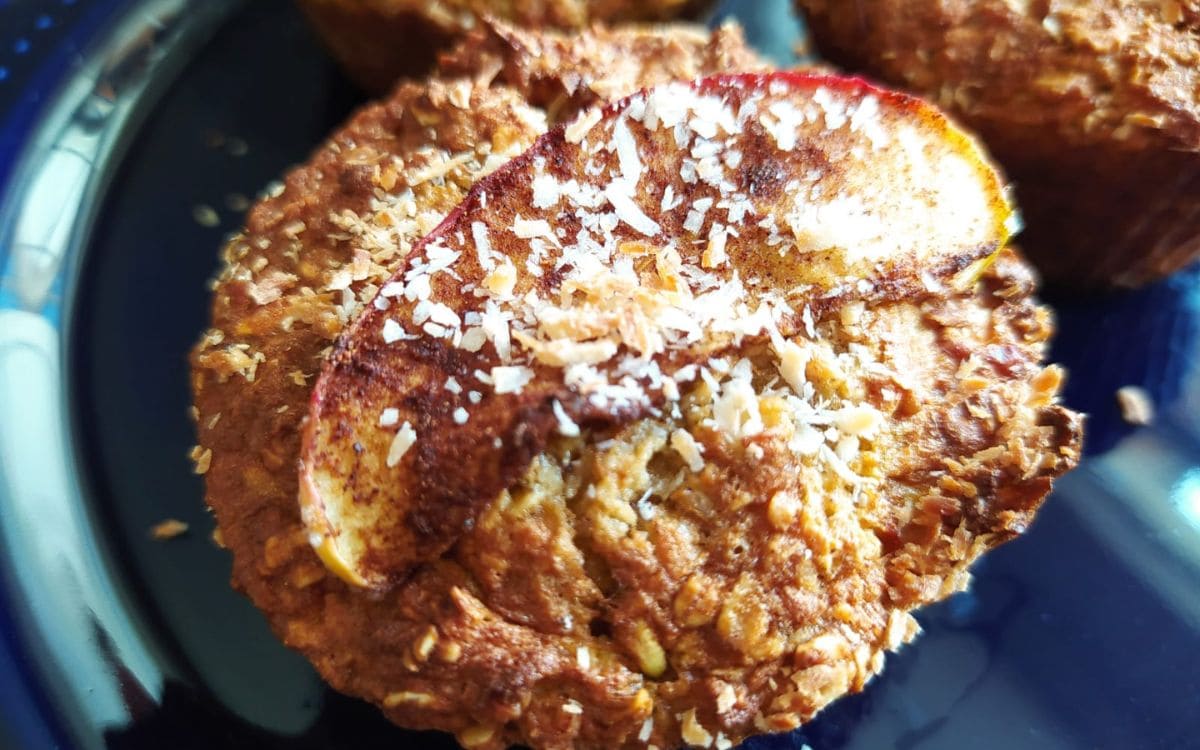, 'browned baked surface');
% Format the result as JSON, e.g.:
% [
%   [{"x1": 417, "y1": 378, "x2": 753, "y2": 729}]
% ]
[
  {"x1": 439, "y1": 18, "x2": 769, "y2": 120},
  {"x1": 192, "y1": 46, "x2": 1081, "y2": 748},
  {"x1": 795, "y1": 0, "x2": 1200, "y2": 288},
  {"x1": 298, "y1": 0, "x2": 715, "y2": 92}
]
